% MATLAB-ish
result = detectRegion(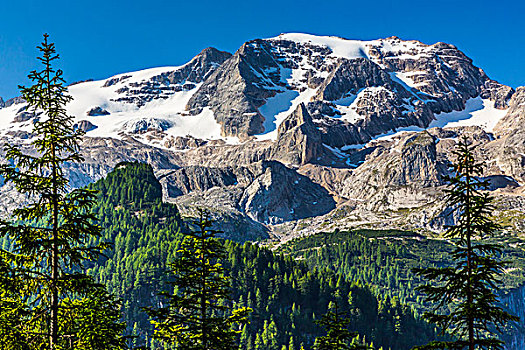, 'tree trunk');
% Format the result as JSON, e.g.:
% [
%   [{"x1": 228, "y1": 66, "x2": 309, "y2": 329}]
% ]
[
  {"x1": 466, "y1": 167, "x2": 474, "y2": 350},
  {"x1": 45, "y1": 38, "x2": 60, "y2": 349},
  {"x1": 201, "y1": 222, "x2": 207, "y2": 349},
  {"x1": 50, "y1": 142, "x2": 59, "y2": 349}
]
